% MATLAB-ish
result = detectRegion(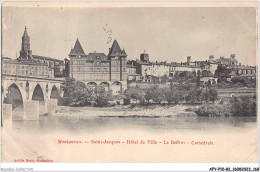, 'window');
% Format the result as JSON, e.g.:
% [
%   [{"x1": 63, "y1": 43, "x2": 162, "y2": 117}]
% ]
[
  {"x1": 90, "y1": 68, "x2": 93, "y2": 72},
  {"x1": 104, "y1": 68, "x2": 107, "y2": 72},
  {"x1": 97, "y1": 68, "x2": 100, "y2": 72},
  {"x1": 123, "y1": 68, "x2": 126, "y2": 72}
]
